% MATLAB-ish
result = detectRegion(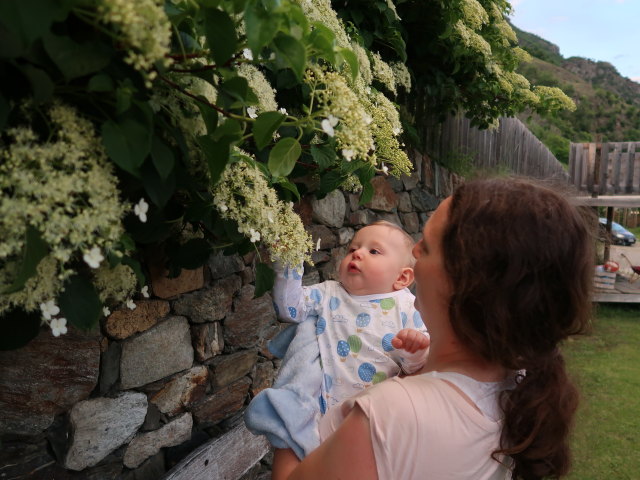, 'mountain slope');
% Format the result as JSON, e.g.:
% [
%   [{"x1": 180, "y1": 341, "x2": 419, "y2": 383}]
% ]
[{"x1": 511, "y1": 24, "x2": 640, "y2": 164}]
